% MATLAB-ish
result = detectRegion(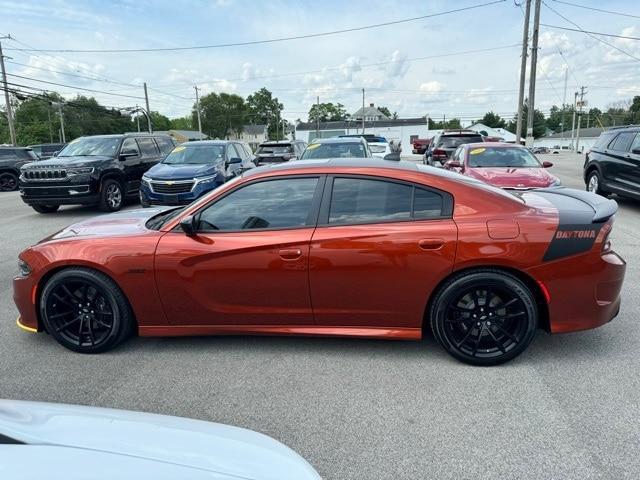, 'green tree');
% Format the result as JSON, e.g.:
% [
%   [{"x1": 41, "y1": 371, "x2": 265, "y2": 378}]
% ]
[
  {"x1": 246, "y1": 87, "x2": 284, "y2": 139},
  {"x1": 478, "y1": 111, "x2": 506, "y2": 128},
  {"x1": 545, "y1": 104, "x2": 574, "y2": 132},
  {"x1": 169, "y1": 116, "x2": 192, "y2": 130},
  {"x1": 429, "y1": 118, "x2": 462, "y2": 130},
  {"x1": 149, "y1": 111, "x2": 171, "y2": 131},
  {"x1": 377, "y1": 106, "x2": 392, "y2": 118},
  {"x1": 195, "y1": 92, "x2": 247, "y2": 139},
  {"x1": 308, "y1": 102, "x2": 347, "y2": 122},
  {"x1": 506, "y1": 105, "x2": 546, "y2": 138}
]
